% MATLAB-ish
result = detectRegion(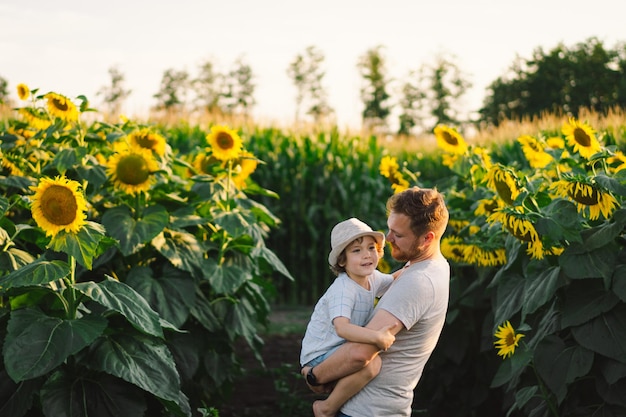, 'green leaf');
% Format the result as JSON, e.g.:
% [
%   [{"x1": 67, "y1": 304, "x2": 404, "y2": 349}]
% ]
[
  {"x1": 126, "y1": 265, "x2": 195, "y2": 328},
  {"x1": 509, "y1": 386, "x2": 538, "y2": 417},
  {"x1": 571, "y1": 304, "x2": 626, "y2": 363},
  {"x1": 0, "y1": 259, "x2": 70, "y2": 289},
  {"x1": 534, "y1": 200, "x2": 583, "y2": 243},
  {"x1": 522, "y1": 266, "x2": 563, "y2": 318},
  {"x1": 252, "y1": 246, "x2": 294, "y2": 281},
  {"x1": 152, "y1": 229, "x2": 204, "y2": 275},
  {"x1": 595, "y1": 175, "x2": 626, "y2": 197},
  {"x1": 203, "y1": 261, "x2": 250, "y2": 294},
  {"x1": 493, "y1": 273, "x2": 526, "y2": 327},
  {"x1": 87, "y1": 333, "x2": 190, "y2": 414},
  {"x1": 102, "y1": 205, "x2": 169, "y2": 256},
  {"x1": 534, "y1": 335, "x2": 594, "y2": 404},
  {"x1": 562, "y1": 280, "x2": 620, "y2": 328},
  {"x1": 40, "y1": 370, "x2": 147, "y2": 417},
  {"x1": 190, "y1": 290, "x2": 221, "y2": 332},
  {"x1": 0, "y1": 371, "x2": 41, "y2": 417},
  {"x1": 613, "y1": 265, "x2": 626, "y2": 302},
  {"x1": 48, "y1": 222, "x2": 107, "y2": 270},
  {"x1": 490, "y1": 344, "x2": 533, "y2": 388},
  {"x1": 560, "y1": 241, "x2": 617, "y2": 283},
  {"x1": 4, "y1": 309, "x2": 107, "y2": 381},
  {"x1": 75, "y1": 277, "x2": 163, "y2": 338}
]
